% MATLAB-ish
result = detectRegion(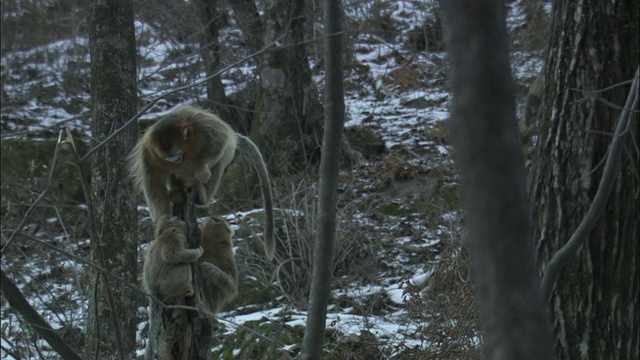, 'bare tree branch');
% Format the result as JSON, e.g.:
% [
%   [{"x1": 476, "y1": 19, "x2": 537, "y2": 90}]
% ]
[
  {"x1": 541, "y1": 67, "x2": 640, "y2": 301},
  {"x1": 1, "y1": 130, "x2": 65, "y2": 253},
  {"x1": 79, "y1": 34, "x2": 286, "y2": 165},
  {"x1": 64, "y1": 128, "x2": 126, "y2": 360},
  {"x1": 0, "y1": 268, "x2": 82, "y2": 360}
]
